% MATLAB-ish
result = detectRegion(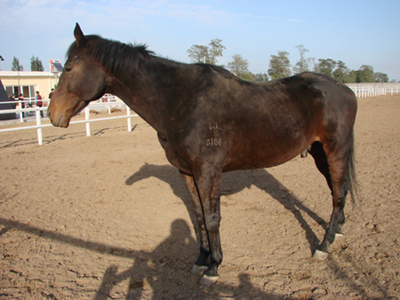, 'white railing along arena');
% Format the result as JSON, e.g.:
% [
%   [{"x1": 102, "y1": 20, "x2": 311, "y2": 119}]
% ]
[
  {"x1": 346, "y1": 83, "x2": 400, "y2": 98},
  {"x1": 1, "y1": 83, "x2": 399, "y2": 146},
  {"x1": 0, "y1": 100, "x2": 138, "y2": 146}
]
